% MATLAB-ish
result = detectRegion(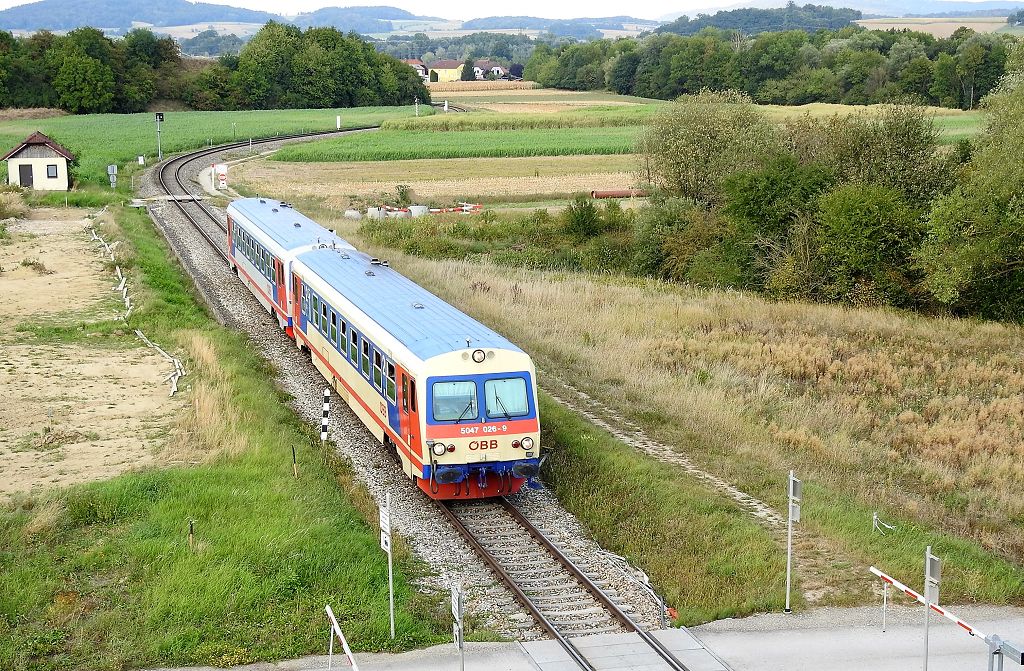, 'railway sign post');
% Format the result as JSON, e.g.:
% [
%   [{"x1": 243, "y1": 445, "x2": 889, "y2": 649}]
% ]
[
  {"x1": 451, "y1": 583, "x2": 465, "y2": 671},
  {"x1": 155, "y1": 112, "x2": 163, "y2": 161},
  {"x1": 784, "y1": 470, "x2": 801, "y2": 613},
  {"x1": 107, "y1": 164, "x2": 117, "y2": 189},
  {"x1": 380, "y1": 492, "x2": 395, "y2": 640},
  {"x1": 923, "y1": 546, "x2": 942, "y2": 671}
]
